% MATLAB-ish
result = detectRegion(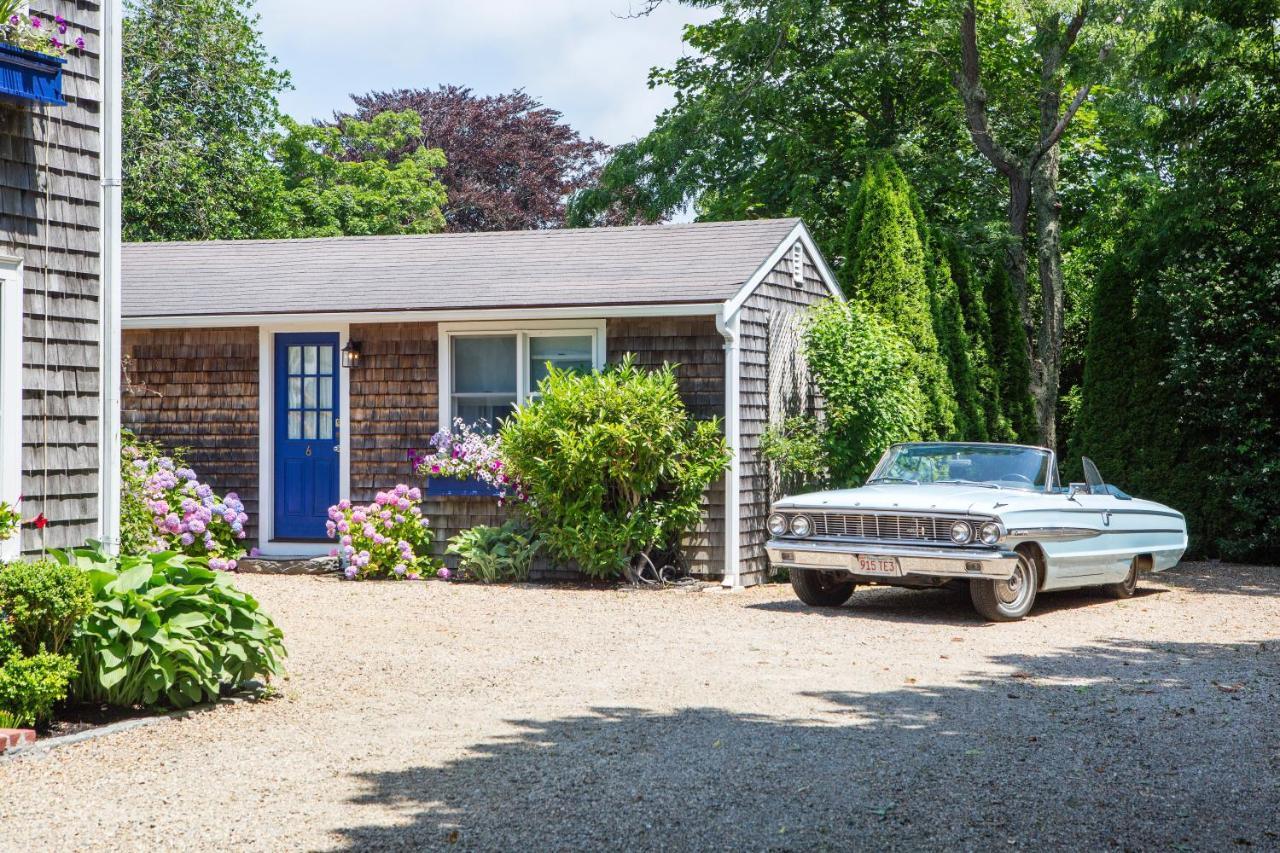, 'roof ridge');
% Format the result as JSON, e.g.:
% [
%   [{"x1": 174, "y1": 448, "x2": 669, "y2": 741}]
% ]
[{"x1": 122, "y1": 217, "x2": 802, "y2": 249}]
